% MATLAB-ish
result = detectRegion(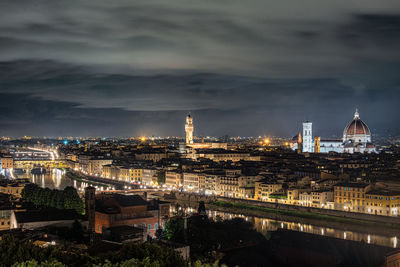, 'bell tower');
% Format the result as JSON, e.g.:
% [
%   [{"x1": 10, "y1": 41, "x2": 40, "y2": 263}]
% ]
[
  {"x1": 185, "y1": 114, "x2": 194, "y2": 144},
  {"x1": 302, "y1": 121, "x2": 313, "y2": 152}
]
